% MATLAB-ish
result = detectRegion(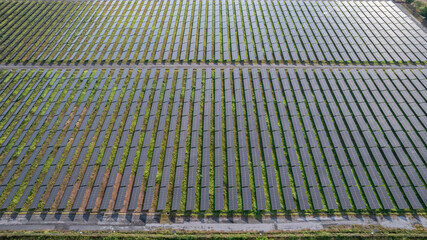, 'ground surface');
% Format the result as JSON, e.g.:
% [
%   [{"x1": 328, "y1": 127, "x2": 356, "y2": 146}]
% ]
[
  {"x1": 0, "y1": 0, "x2": 426, "y2": 232},
  {"x1": 0, "y1": 213, "x2": 426, "y2": 232}
]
